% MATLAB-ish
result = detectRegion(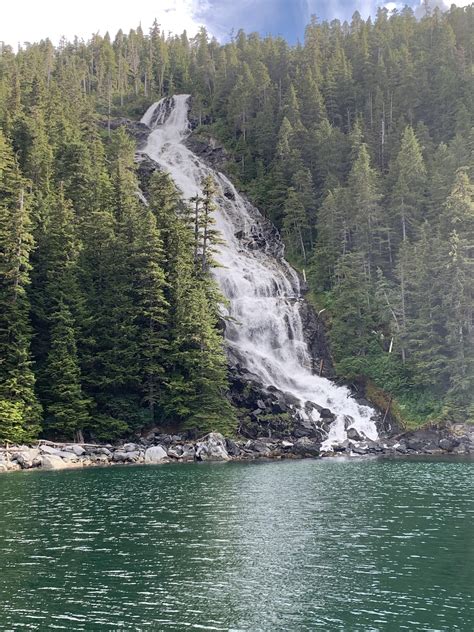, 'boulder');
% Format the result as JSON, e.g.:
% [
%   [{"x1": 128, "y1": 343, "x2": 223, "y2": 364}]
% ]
[
  {"x1": 56, "y1": 451, "x2": 78, "y2": 461},
  {"x1": 97, "y1": 447, "x2": 112, "y2": 457},
  {"x1": 39, "y1": 445, "x2": 61, "y2": 456},
  {"x1": 112, "y1": 451, "x2": 128, "y2": 462},
  {"x1": 11, "y1": 448, "x2": 40, "y2": 469},
  {"x1": 195, "y1": 433, "x2": 230, "y2": 461},
  {"x1": 225, "y1": 438, "x2": 241, "y2": 457},
  {"x1": 70, "y1": 445, "x2": 86, "y2": 457},
  {"x1": 167, "y1": 447, "x2": 183, "y2": 459},
  {"x1": 332, "y1": 442, "x2": 348, "y2": 453},
  {"x1": 247, "y1": 440, "x2": 271, "y2": 455},
  {"x1": 347, "y1": 427, "x2": 364, "y2": 442},
  {"x1": 181, "y1": 445, "x2": 196, "y2": 462},
  {"x1": 93, "y1": 454, "x2": 110, "y2": 464},
  {"x1": 123, "y1": 443, "x2": 138, "y2": 453},
  {"x1": 40, "y1": 455, "x2": 71, "y2": 470},
  {"x1": 351, "y1": 444, "x2": 368, "y2": 455},
  {"x1": 439, "y1": 437, "x2": 459, "y2": 451},
  {"x1": 125, "y1": 451, "x2": 141, "y2": 462},
  {"x1": 292, "y1": 437, "x2": 320, "y2": 457},
  {"x1": 319, "y1": 408, "x2": 335, "y2": 421},
  {"x1": 144, "y1": 445, "x2": 168, "y2": 464}
]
